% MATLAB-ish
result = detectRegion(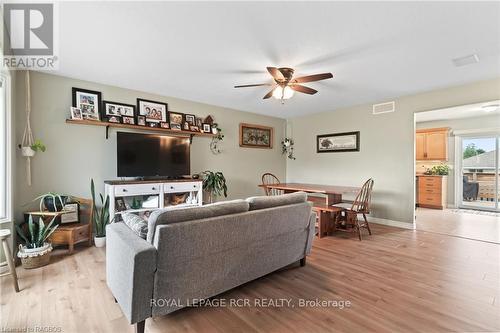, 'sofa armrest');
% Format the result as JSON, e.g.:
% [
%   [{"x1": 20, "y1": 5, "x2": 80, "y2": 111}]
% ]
[
  {"x1": 305, "y1": 212, "x2": 315, "y2": 255},
  {"x1": 106, "y1": 222, "x2": 157, "y2": 324}
]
